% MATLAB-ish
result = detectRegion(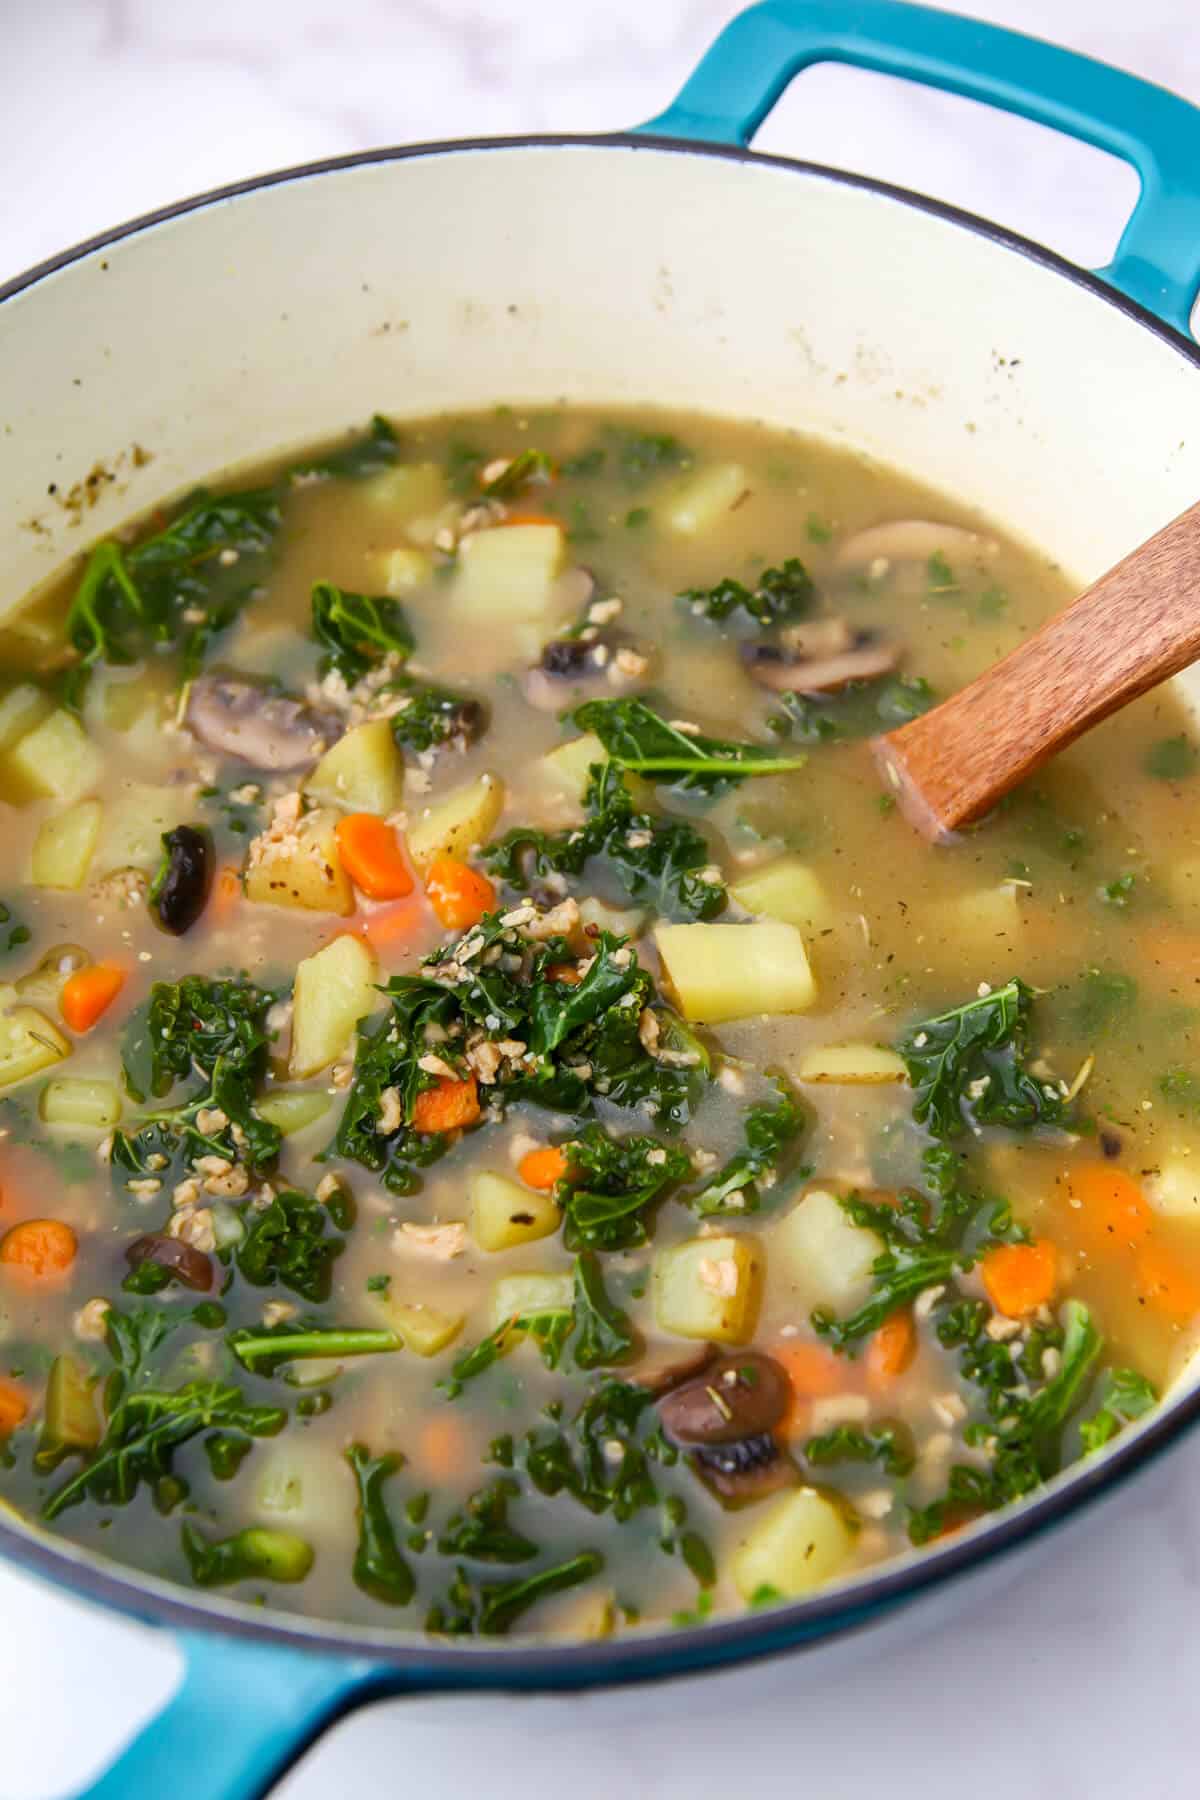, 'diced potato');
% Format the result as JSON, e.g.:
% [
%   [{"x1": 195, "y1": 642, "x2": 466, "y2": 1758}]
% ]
[
  {"x1": 382, "y1": 548, "x2": 433, "y2": 594},
  {"x1": 0, "y1": 683, "x2": 52, "y2": 753},
  {"x1": 244, "y1": 807, "x2": 354, "y2": 915},
  {"x1": 469, "y1": 1170, "x2": 562, "y2": 1252},
  {"x1": 489, "y1": 1271, "x2": 574, "y2": 1333},
  {"x1": 939, "y1": 884, "x2": 1024, "y2": 941},
  {"x1": 253, "y1": 1441, "x2": 336, "y2": 1522},
  {"x1": 578, "y1": 895, "x2": 648, "y2": 938},
  {"x1": 387, "y1": 1300, "x2": 465, "y2": 1357},
  {"x1": 364, "y1": 461, "x2": 446, "y2": 520},
  {"x1": 0, "y1": 708, "x2": 102, "y2": 807},
  {"x1": 305, "y1": 719, "x2": 402, "y2": 816},
  {"x1": 0, "y1": 1007, "x2": 71, "y2": 1089},
  {"x1": 653, "y1": 1234, "x2": 762, "y2": 1344},
  {"x1": 406, "y1": 773, "x2": 506, "y2": 871},
  {"x1": 662, "y1": 462, "x2": 747, "y2": 536},
  {"x1": 31, "y1": 799, "x2": 103, "y2": 890},
  {"x1": 38, "y1": 1355, "x2": 101, "y2": 1464},
  {"x1": 39, "y1": 1077, "x2": 121, "y2": 1129},
  {"x1": 796, "y1": 1043, "x2": 908, "y2": 1085},
  {"x1": 778, "y1": 1189, "x2": 883, "y2": 1315},
  {"x1": 290, "y1": 934, "x2": 379, "y2": 1079},
  {"x1": 256, "y1": 1089, "x2": 333, "y2": 1137},
  {"x1": 1147, "y1": 1158, "x2": 1200, "y2": 1222},
  {"x1": 96, "y1": 782, "x2": 191, "y2": 875},
  {"x1": 14, "y1": 946, "x2": 88, "y2": 1008},
  {"x1": 538, "y1": 733, "x2": 607, "y2": 806},
  {"x1": 653, "y1": 920, "x2": 816, "y2": 1022},
  {"x1": 729, "y1": 857, "x2": 832, "y2": 932},
  {"x1": 731, "y1": 1488, "x2": 856, "y2": 1602},
  {"x1": 454, "y1": 523, "x2": 566, "y2": 622}
]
